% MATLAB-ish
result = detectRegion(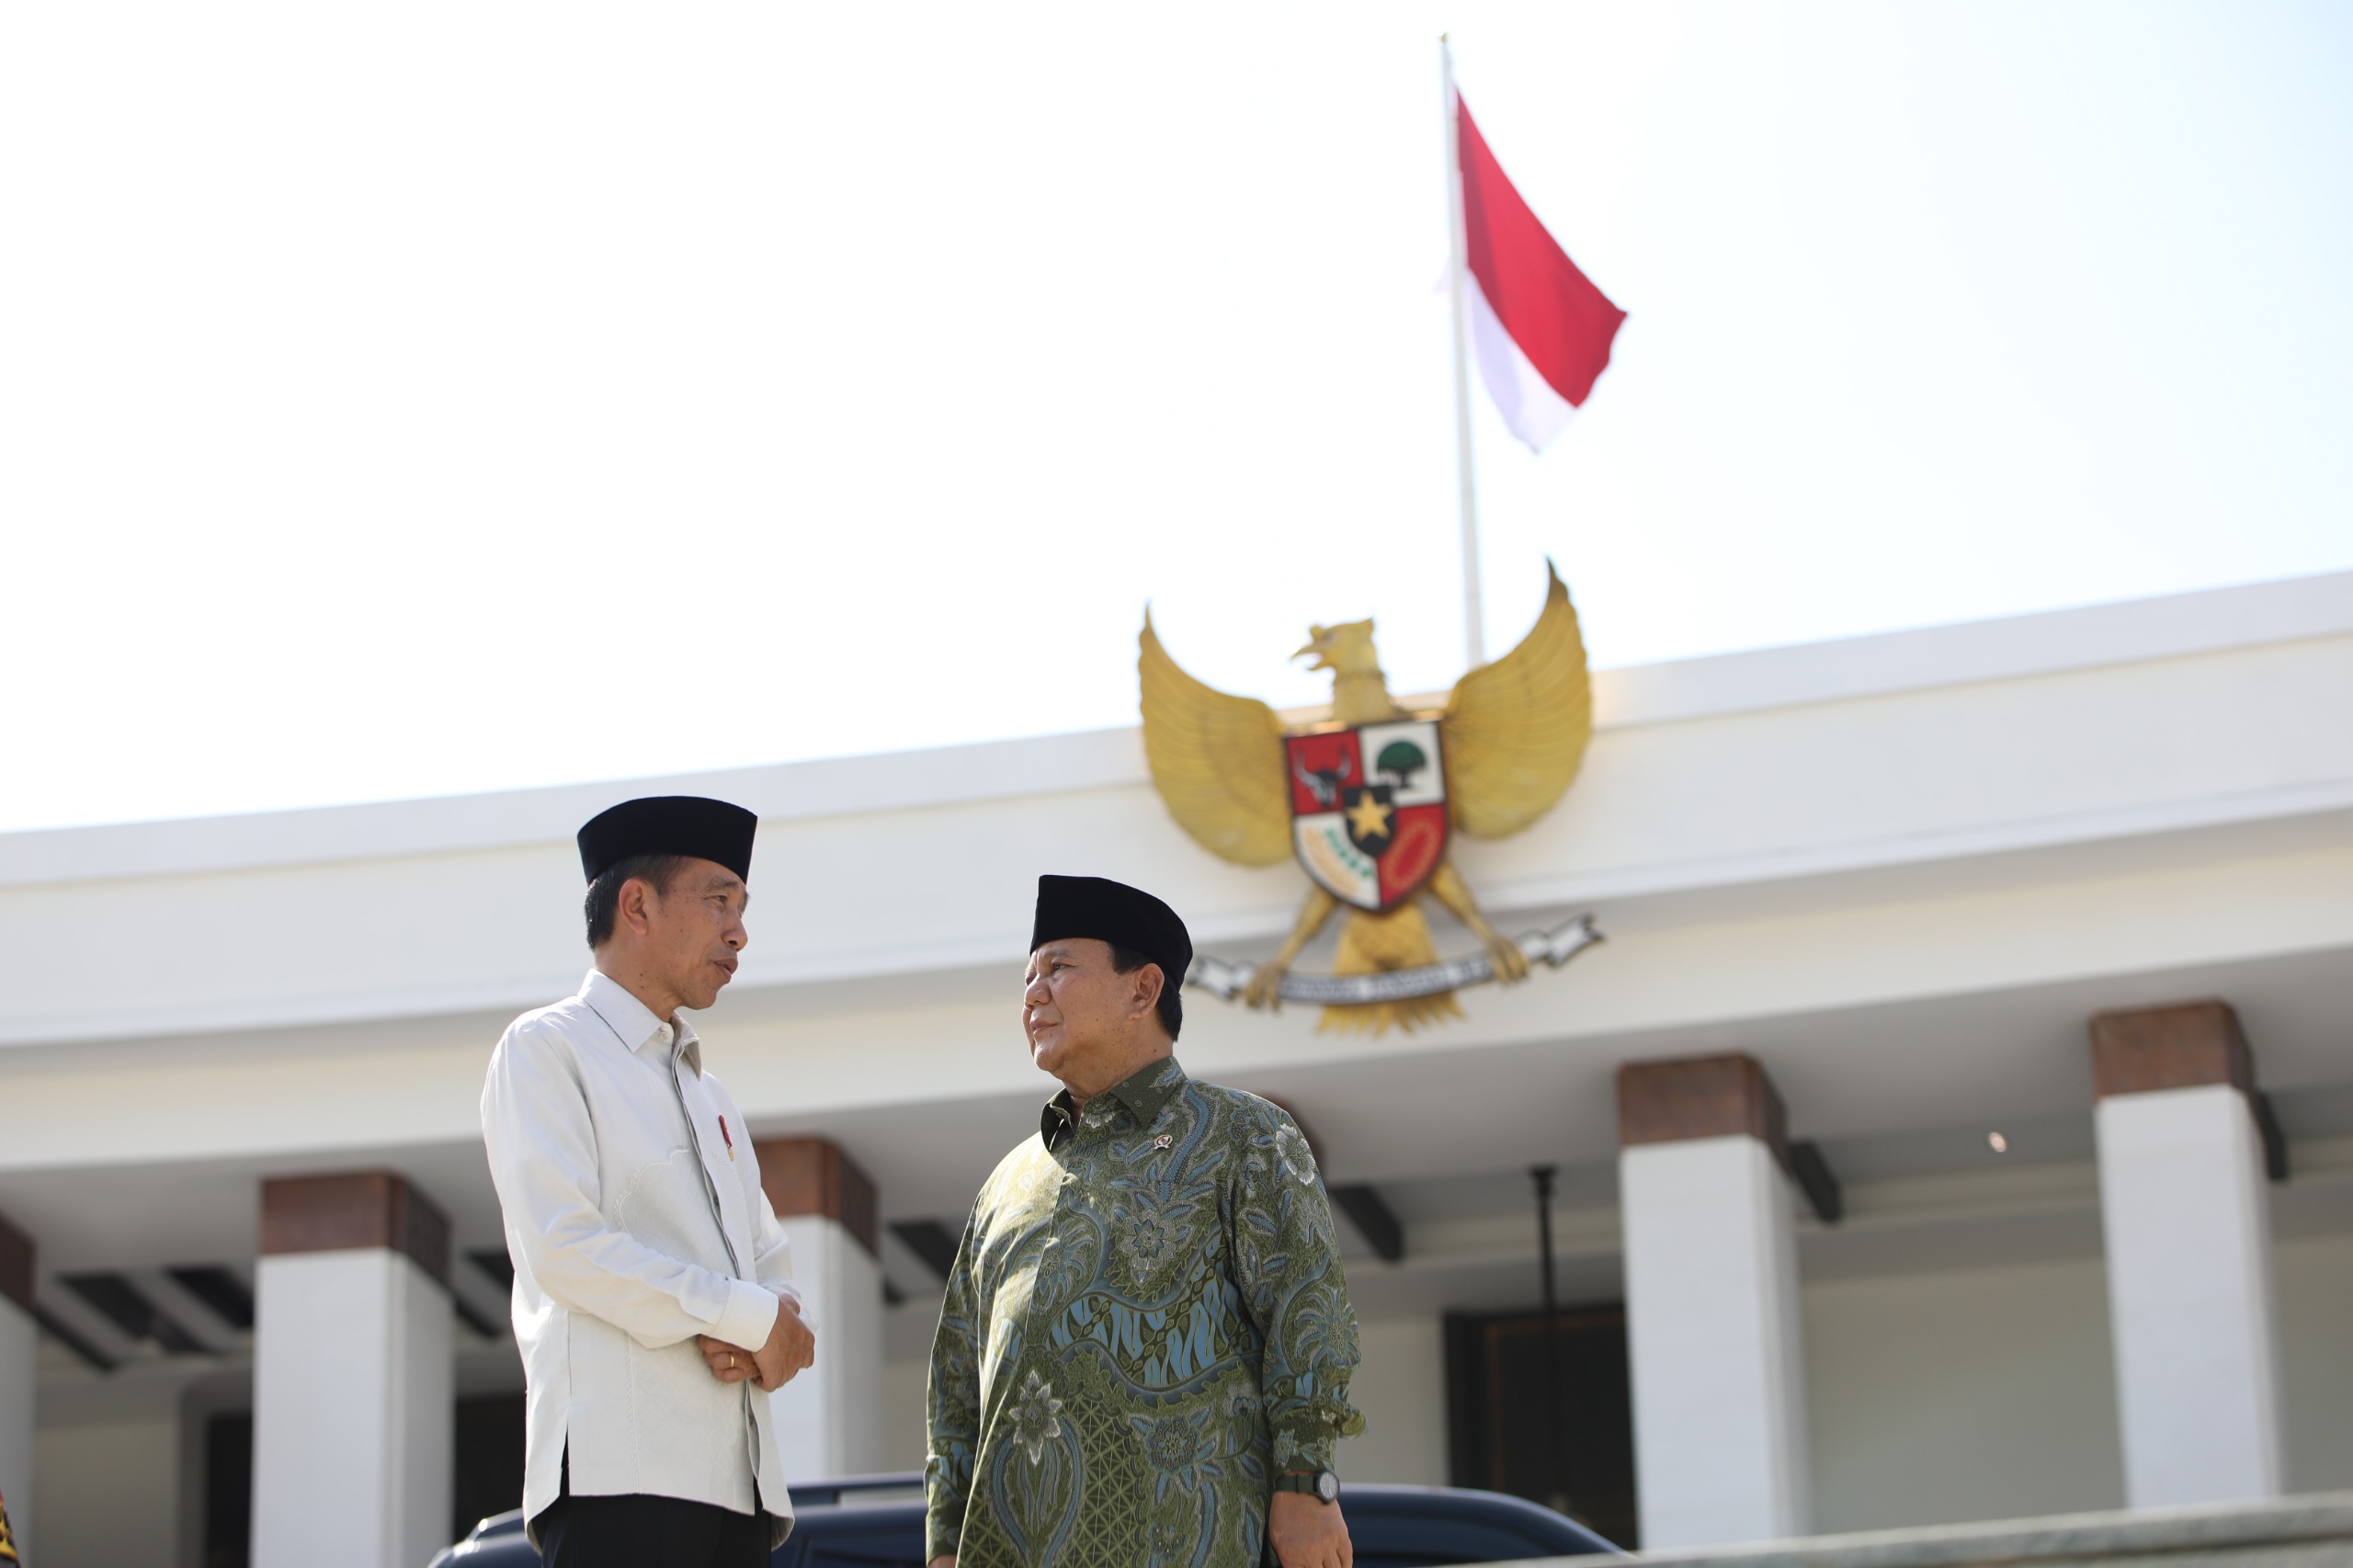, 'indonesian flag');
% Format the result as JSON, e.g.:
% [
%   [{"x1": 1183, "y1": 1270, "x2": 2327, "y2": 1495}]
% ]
[{"x1": 1455, "y1": 90, "x2": 1626, "y2": 451}]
